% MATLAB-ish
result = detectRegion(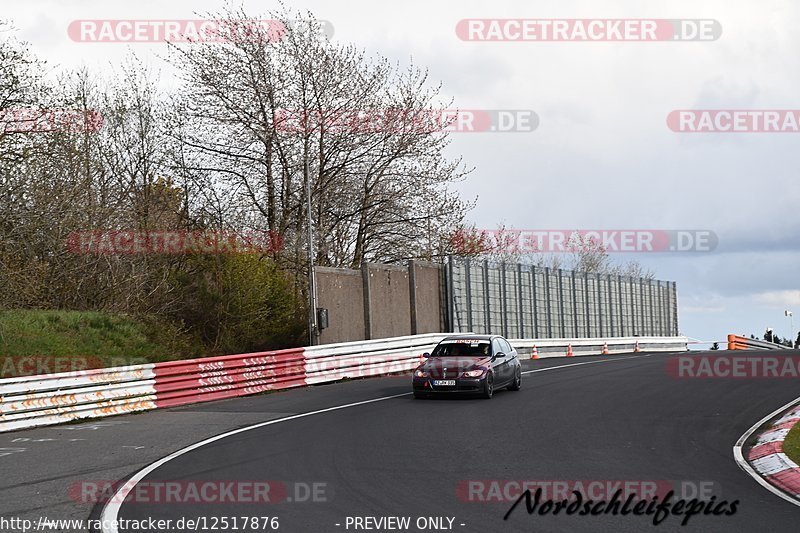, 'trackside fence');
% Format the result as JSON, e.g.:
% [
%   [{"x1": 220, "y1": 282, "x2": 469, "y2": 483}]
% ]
[{"x1": 447, "y1": 257, "x2": 679, "y2": 339}]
